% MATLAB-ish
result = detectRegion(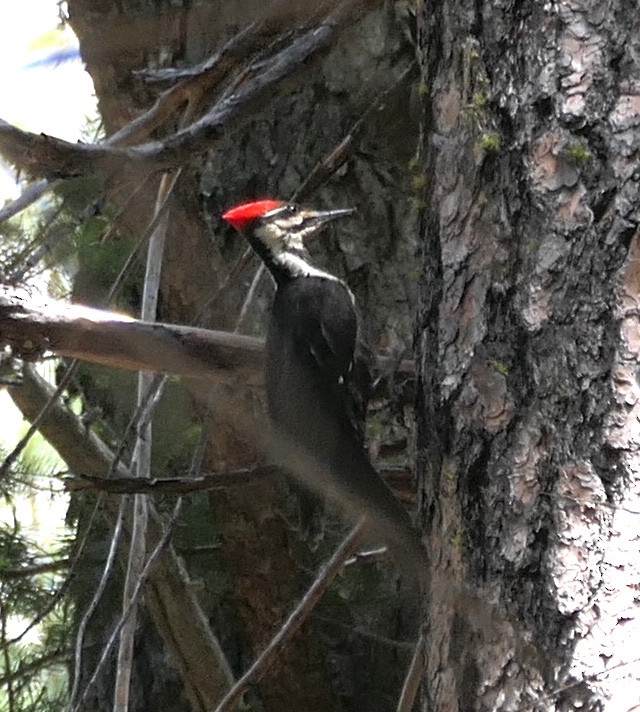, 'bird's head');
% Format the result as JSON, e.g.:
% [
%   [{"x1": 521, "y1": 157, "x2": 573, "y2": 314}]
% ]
[{"x1": 222, "y1": 199, "x2": 356, "y2": 257}]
